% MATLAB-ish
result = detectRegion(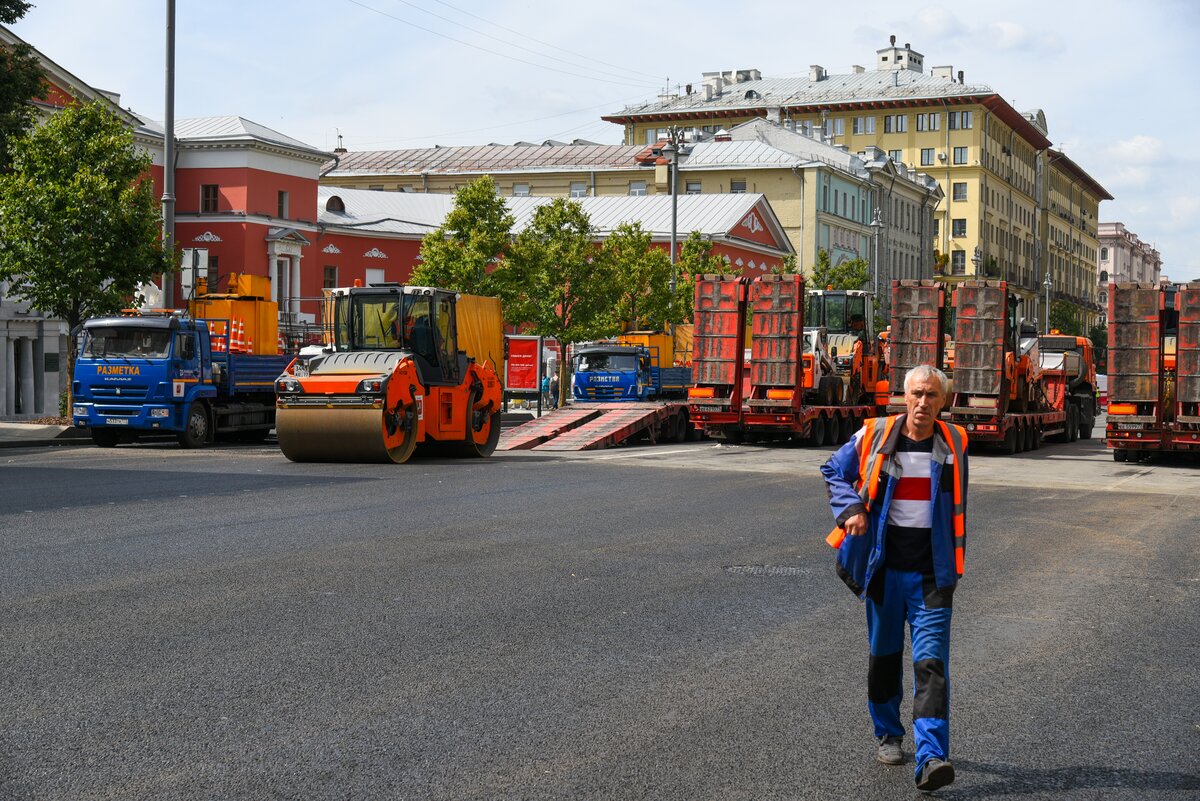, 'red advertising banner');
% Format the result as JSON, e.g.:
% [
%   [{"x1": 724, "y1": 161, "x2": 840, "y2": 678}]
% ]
[{"x1": 505, "y1": 335, "x2": 541, "y2": 392}]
